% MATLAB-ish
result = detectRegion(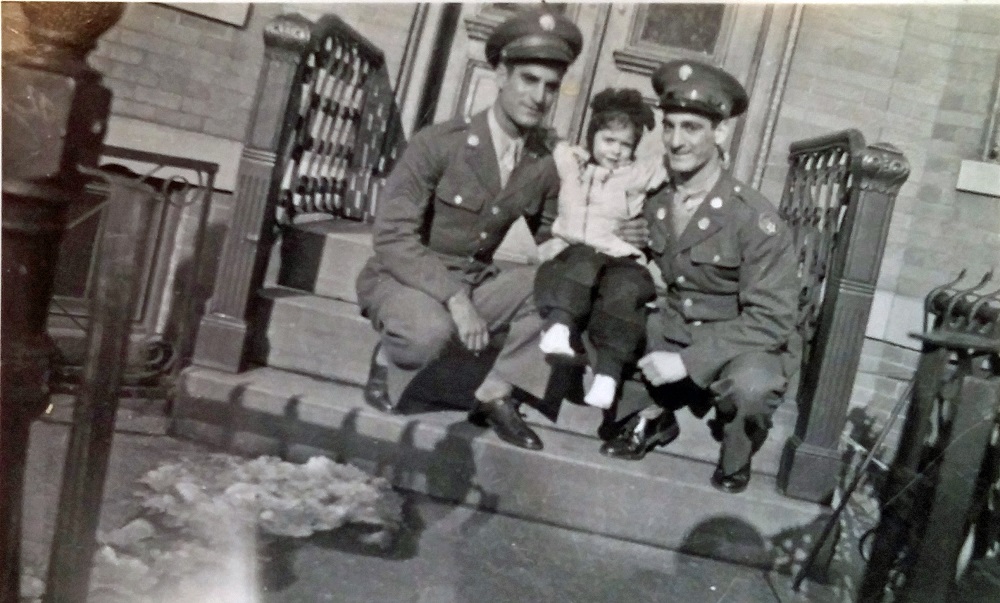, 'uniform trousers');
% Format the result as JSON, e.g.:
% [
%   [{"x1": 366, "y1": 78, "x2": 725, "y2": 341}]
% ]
[
  {"x1": 645, "y1": 314, "x2": 787, "y2": 475},
  {"x1": 363, "y1": 265, "x2": 551, "y2": 403},
  {"x1": 535, "y1": 244, "x2": 656, "y2": 378}
]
